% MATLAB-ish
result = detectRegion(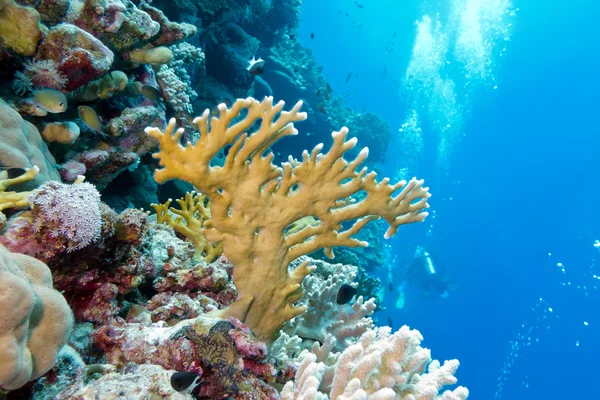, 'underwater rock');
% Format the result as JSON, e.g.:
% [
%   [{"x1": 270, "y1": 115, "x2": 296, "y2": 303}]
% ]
[
  {"x1": 153, "y1": 257, "x2": 237, "y2": 306},
  {"x1": 35, "y1": 23, "x2": 114, "y2": 91},
  {"x1": 33, "y1": 0, "x2": 70, "y2": 25},
  {"x1": 0, "y1": 0, "x2": 43, "y2": 57},
  {"x1": 66, "y1": 0, "x2": 160, "y2": 51},
  {"x1": 53, "y1": 363, "x2": 190, "y2": 399},
  {"x1": 140, "y1": 3, "x2": 197, "y2": 47},
  {"x1": 29, "y1": 345, "x2": 87, "y2": 399},
  {"x1": 70, "y1": 148, "x2": 139, "y2": 190}
]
